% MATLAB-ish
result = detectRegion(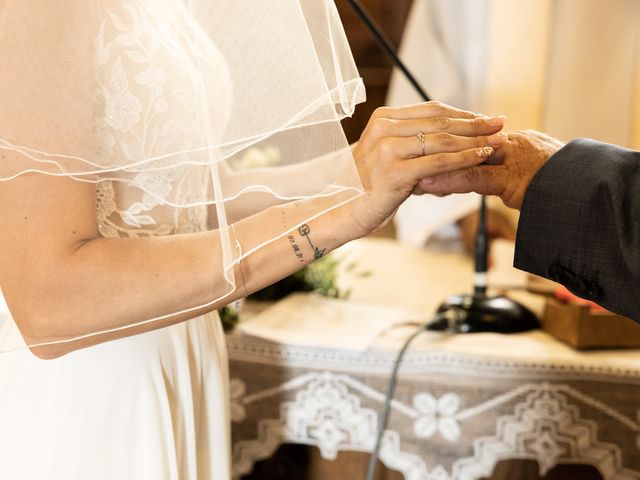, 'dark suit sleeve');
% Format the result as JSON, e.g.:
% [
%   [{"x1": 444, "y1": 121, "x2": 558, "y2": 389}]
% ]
[{"x1": 514, "y1": 138, "x2": 640, "y2": 322}]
